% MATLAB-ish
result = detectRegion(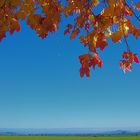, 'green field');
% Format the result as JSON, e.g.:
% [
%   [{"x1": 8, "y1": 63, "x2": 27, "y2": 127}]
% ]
[{"x1": 0, "y1": 136, "x2": 140, "y2": 140}]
